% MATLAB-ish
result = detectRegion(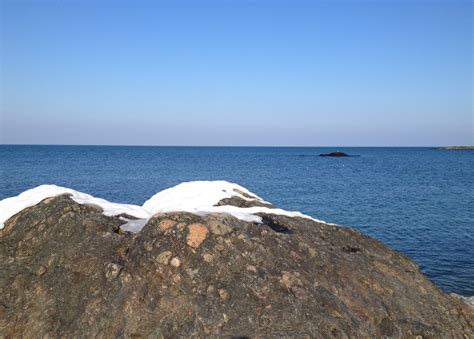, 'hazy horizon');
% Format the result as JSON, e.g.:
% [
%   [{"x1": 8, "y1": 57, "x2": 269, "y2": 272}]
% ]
[
  {"x1": 1, "y1": 0, "x2": 472, "y2": 146},
  {"x1": 0, "y1": 144, "x2": 469, "y2": 148}
]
